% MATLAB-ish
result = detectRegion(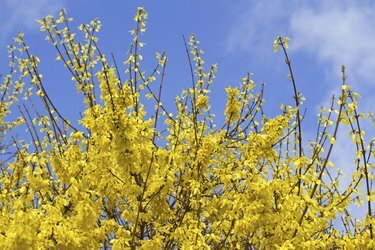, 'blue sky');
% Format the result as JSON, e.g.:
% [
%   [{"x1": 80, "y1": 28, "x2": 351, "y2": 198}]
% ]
[{"x1": 1, "y1": 1, "x2": 374, "y2": 192}]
